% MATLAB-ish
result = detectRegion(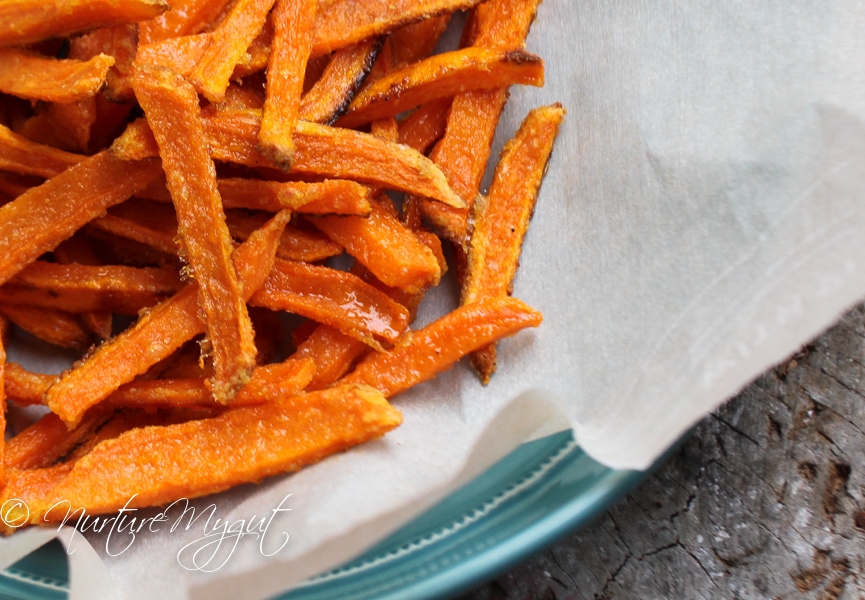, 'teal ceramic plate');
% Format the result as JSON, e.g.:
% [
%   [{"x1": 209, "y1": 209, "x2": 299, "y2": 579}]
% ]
[{"x1": 0, "y1": 430, "x2": 646, "y2": 600}]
